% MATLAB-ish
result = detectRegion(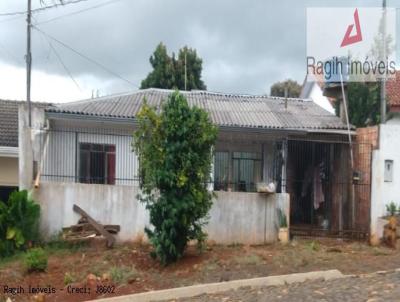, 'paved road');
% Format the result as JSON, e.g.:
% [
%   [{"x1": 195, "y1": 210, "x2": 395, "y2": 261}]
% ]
[{"x1": 172, "y1": 271, "x2": 400, "y2": 302}]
